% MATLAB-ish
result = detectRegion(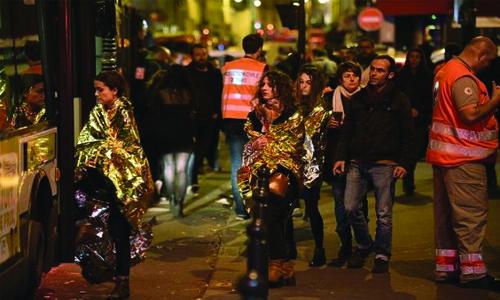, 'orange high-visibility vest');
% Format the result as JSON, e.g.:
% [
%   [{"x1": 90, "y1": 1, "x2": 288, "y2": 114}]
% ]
[
  {"x1": 426, "y1": 58, "x2": 498, "y2": 167},
  {"x1": 221, "y1": 57, "x2": 266, "y2": 120}
]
